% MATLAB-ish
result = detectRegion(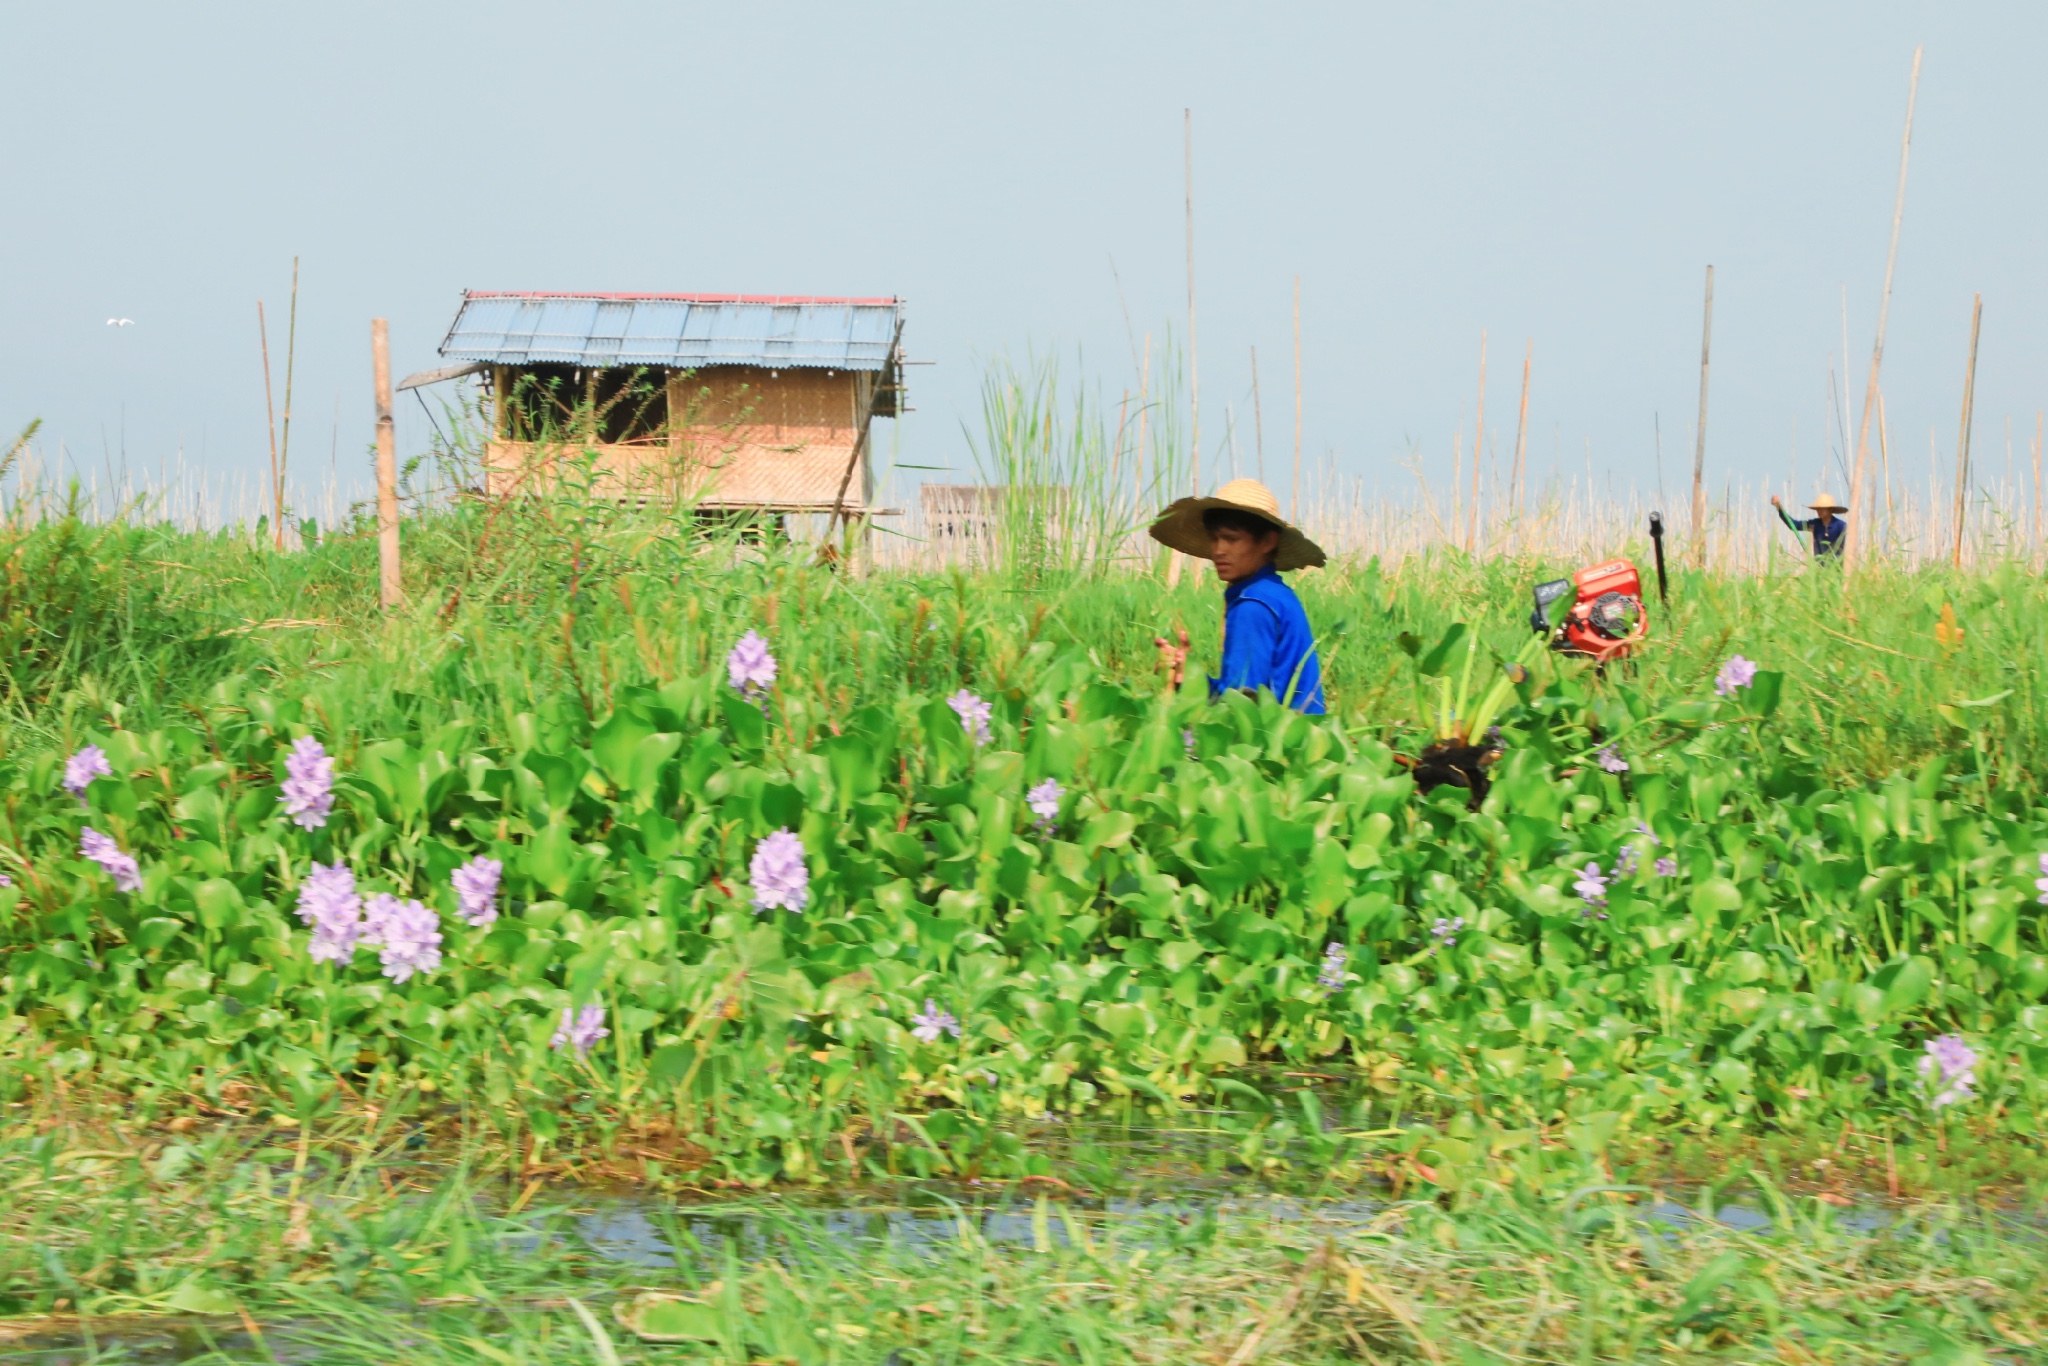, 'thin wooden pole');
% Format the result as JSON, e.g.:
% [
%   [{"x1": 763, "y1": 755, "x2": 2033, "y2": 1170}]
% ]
[
  {"x1": 1950, "y1": 293, "x2": 1983, "y2": 569},
  {"x1": 1846, "y1": 46, "x2": 1922, "y2": 573},
  {"x1": 258, "y1": 301, "x2": 279, "y2": 544},
  {"x1": 2033, "y1": 409, "x2": 2042, "y2": 564},
  {"x1": 1135, "y1": 333, "x2": 1151, "y2": 514},
  {"x1": 277, "y1": 256, "x2": 299, "y2": 549},
  {"x1": 372, "y1": 318, "x2": 401, "y2": 608},
  {"x1": 1249, "y1": 345, "x2": 1265, "y2": 483},
  {"x1": 1877, "y1": 384, "x2": 1894, "y2": 555},
  {"x1": 1691, "y1": 265, "x2": 1714, "y2": 567},
  {"x1": 1510, "y1": 340, "x2": 1531, "y2": 540},
  {"x1": 1467, "y1": 330, "x2": 1486, "y2": 553},
  {"x1": 1184, "y1": 108, "x2": 1200, "y2": 496},
  {"x1": 1291, "y1": 275, "x2": 1302, "y2": 522}
]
